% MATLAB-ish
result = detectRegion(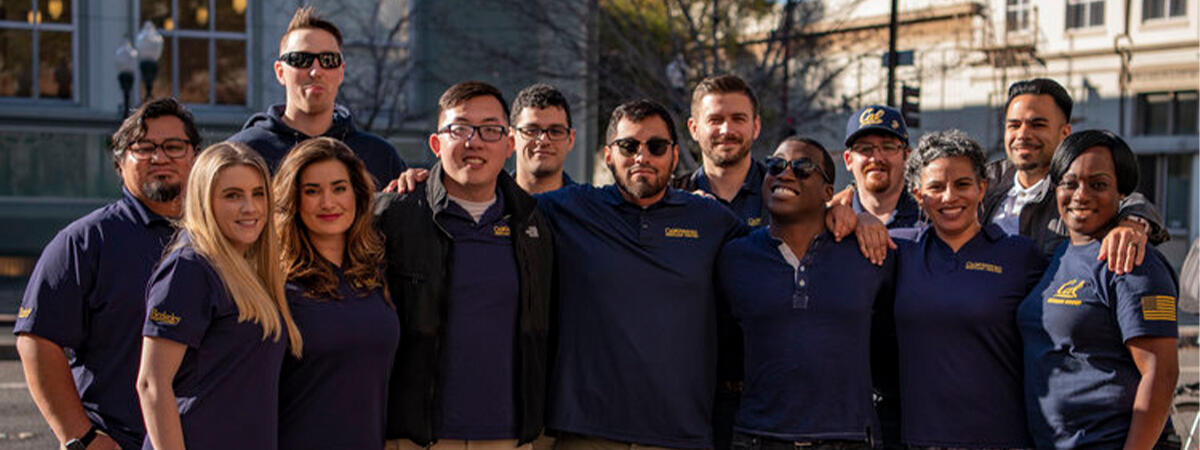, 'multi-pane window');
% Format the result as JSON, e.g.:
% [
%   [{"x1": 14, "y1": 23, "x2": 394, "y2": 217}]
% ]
[
  {"x1": 1136, "y1": 154, "x2": 1195, "y2": 233},
  {"x1": 1006, "y1": 0, "x2": 1034, "y2": 32},
  {"x1": 1137, "y1": 90, "x2": 1199, "y2": 135},
  {"x1": 1143, "y1": 0, "x2": 1187, "y2": 20},
  {"x1": 0, "y1": 0, "x2": 75, "y2": 100},
  {"x1": 1066, "y1": 0, "x2": 1105, "y2": 29},
  {"x1": 138, "y1": 0, "x2": 248, "y2": 105}
]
